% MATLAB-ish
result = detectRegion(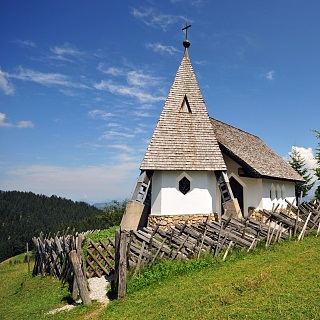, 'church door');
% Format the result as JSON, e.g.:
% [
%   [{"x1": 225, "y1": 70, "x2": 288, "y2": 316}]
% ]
[{"x1": 229, "y1": 177, "x2": 244, "y2": 216}]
